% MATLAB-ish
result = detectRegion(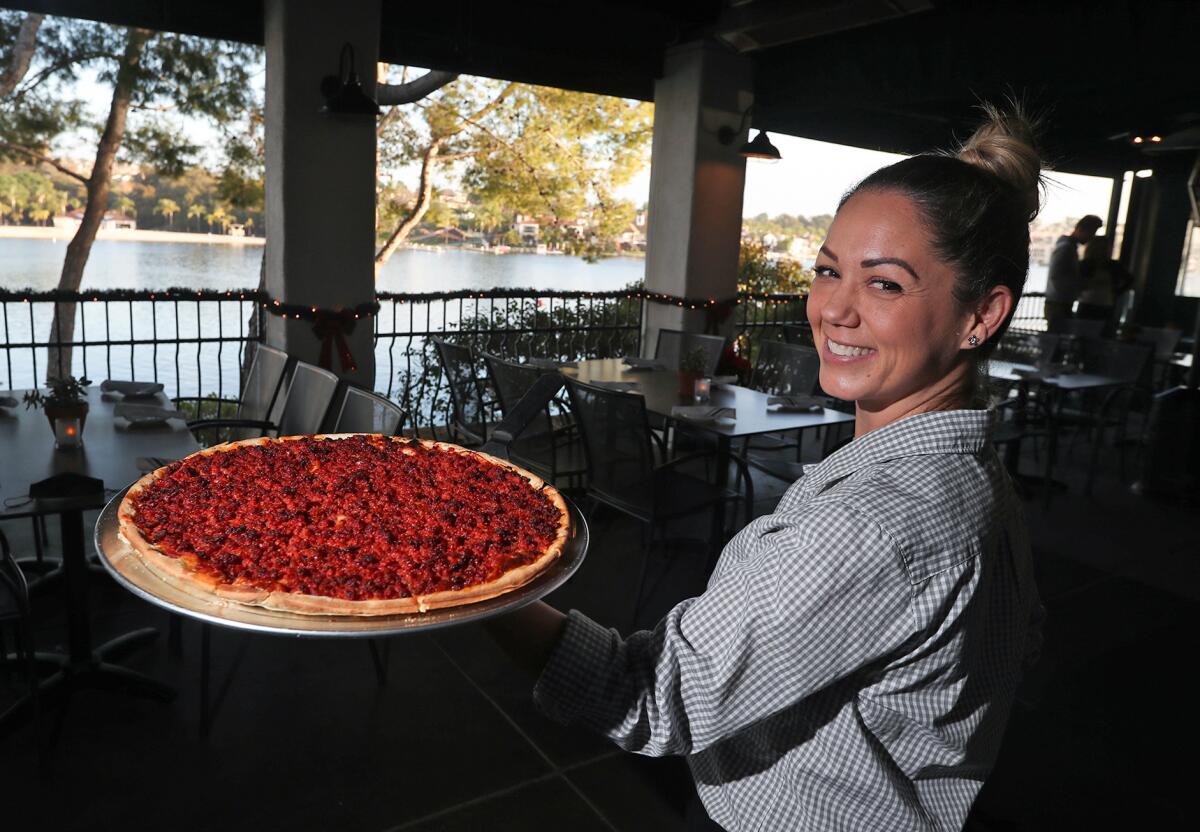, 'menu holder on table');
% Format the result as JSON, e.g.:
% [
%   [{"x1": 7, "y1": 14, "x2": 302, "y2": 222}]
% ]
[
  {"x1": 621, "y1": 356, "x2": 667, "y2": 371},
  {"x1": 766, "y1": 395, "x2": 824, "y2": 414},
  {"x1": 101, "y1": 379, "x2": 166, "y2": 400},
  {"x1": 670, "y1": 405, "x2": 736, "y2": 425},
  {"x1": 114, "y1": 402, "x2": 186, "y2": 427}
]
